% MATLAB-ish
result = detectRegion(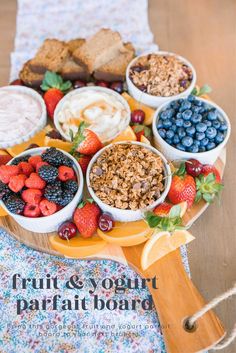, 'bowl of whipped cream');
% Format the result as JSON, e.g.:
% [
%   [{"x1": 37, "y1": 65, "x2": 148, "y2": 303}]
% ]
[{"x1": 54, "y1": 86, "x2": 131, "y2": 143}]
